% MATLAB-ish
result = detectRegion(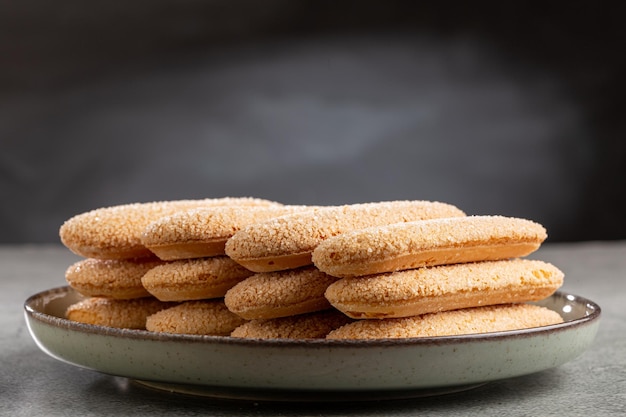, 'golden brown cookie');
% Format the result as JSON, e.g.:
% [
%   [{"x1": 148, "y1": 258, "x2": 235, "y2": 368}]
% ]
[
  {"x1": 224, "y1": 267, "x2": 341, "y2": 320},
  {"x1": 65, "y1": 258, "x2": 164, "y2": 299},
  {"x1": 59, "y1": 197, "x2": 281, "y2": 260},
  {"x1": 324, "y1": 259, "x2": 564, "y2": 319},
  {"x1": 65, "y1": 297, "x2": 174, "y2": 329},
  {"x1": 230, "y1": 310, "x2": 353, "y2": 339},
  {"x1": 225, "y1": 200, "x2": 465, "y2": 272},
  {"x1": 326, "y1": 304, "x2": 564, "y2": 339},
  {"x1": 141, "y1": 205, "x2": 315, "y2": 261},
  {"x1": 312, "y1": 215, "x2": 547, "y2": 277},
  {"x1": 141, "y1": 257, "x2": 254, "y2": 302},
  {"x1": 146, "y1": 300, "x2": 247, "y2": 335}
]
